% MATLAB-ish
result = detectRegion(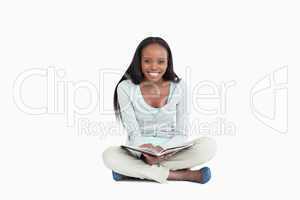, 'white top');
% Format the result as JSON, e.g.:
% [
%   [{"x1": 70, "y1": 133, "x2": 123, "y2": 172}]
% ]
[{"x1": 117, "y1": 79, "x2": 190, "y2": 157}]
